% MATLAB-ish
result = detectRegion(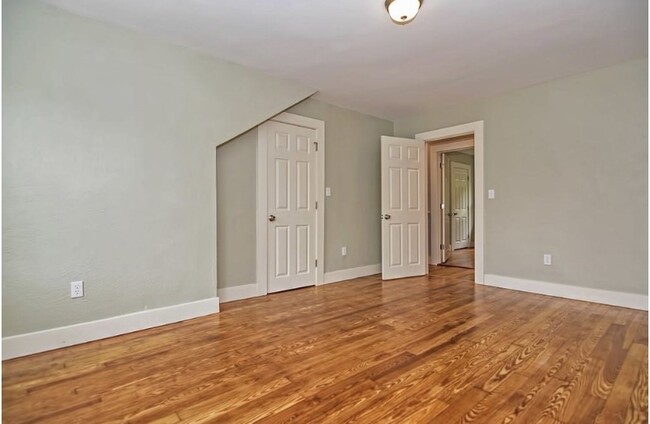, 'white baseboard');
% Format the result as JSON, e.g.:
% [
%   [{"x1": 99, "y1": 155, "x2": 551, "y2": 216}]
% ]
[
  {"x1": 323, "y1": 264, "x2": 381, "y2": 285},
  {"x1": 218, "y1": 266, "x2": 382, "y2": 303},
  {"x1": 484, "y1": 274, "x2": 648, "y2": 311},
  {"x1": 2, "y1": 297, "x2": 220, "y2": 360},
  {"x1": 218, "y1": 284, "x2": 260, "y2": 303}
]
